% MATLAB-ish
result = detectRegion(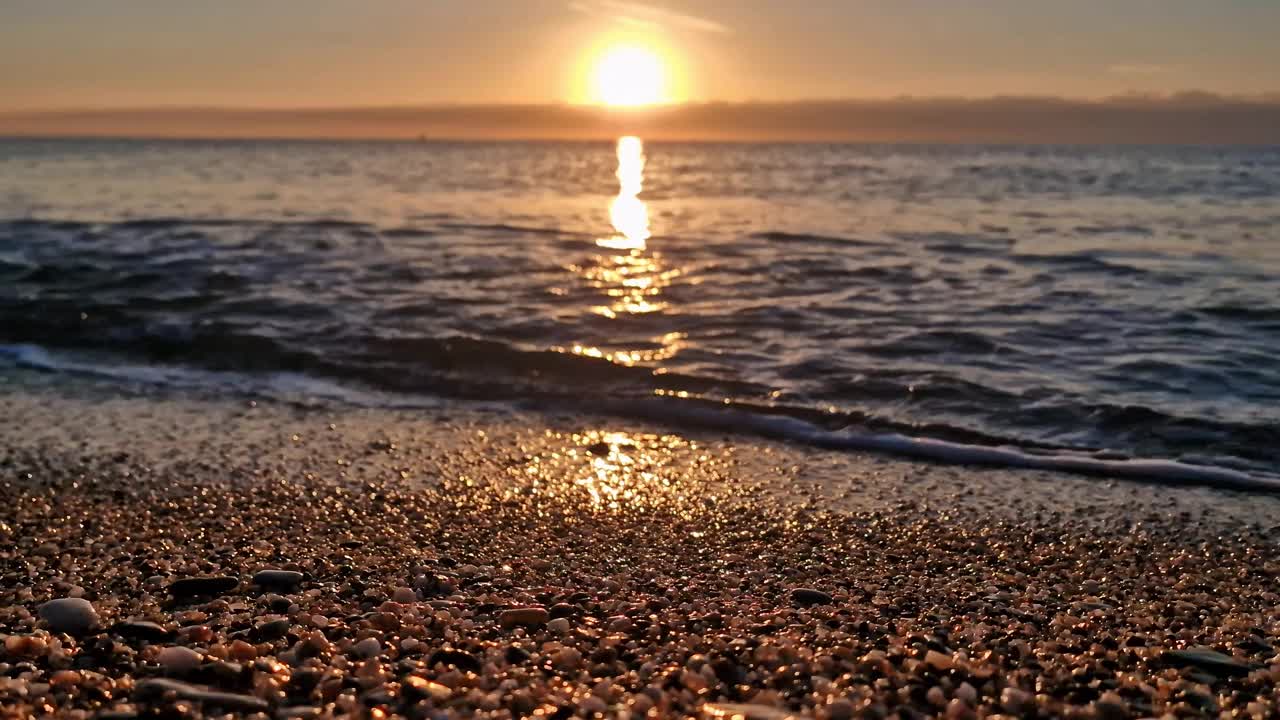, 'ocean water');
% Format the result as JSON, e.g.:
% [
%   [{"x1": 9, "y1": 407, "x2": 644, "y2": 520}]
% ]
[{"x1": 2, "y1": 137, "x2": 1279, "y2": 486}]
